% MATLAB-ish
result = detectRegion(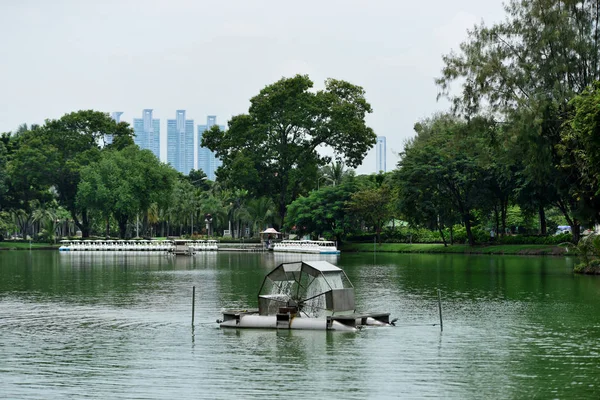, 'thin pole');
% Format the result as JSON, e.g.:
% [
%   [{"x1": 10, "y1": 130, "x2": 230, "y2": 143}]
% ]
[
  {"x1": 192, "y1": 286, "x2": 196, "y2": 326},
  {"x1": 437, "y1": 289, "x2": 443, "y2": 332}
]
